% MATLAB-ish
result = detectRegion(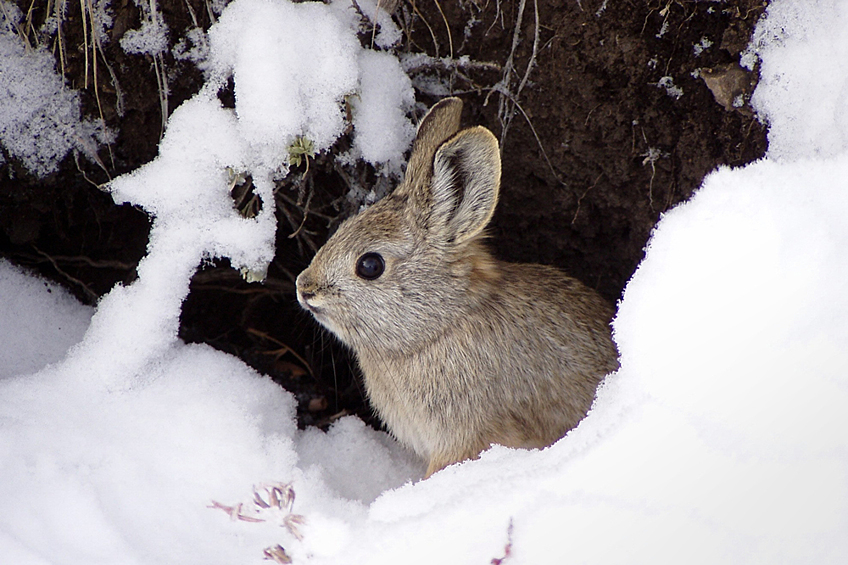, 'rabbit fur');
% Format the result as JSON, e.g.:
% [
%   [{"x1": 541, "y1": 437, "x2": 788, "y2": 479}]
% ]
[{"x1": 296, "y1": 97, "x2": 619, "y2": 477}]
